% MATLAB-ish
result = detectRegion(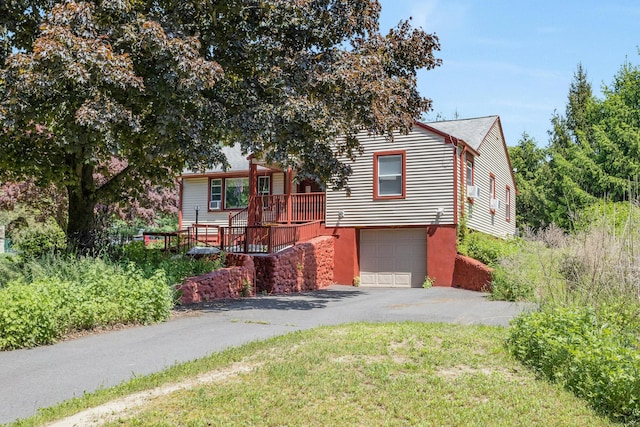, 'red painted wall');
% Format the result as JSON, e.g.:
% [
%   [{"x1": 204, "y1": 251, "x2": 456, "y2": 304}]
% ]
[
  {"x1": 426, "y1": 224, "x2": 458, "y2": 287},
  {"x1": 320, "y1": 226, "x2": 358, "y2": 285},
  {"x1": 452, "y1": 254, "x2": 493, "y2": 292}
]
